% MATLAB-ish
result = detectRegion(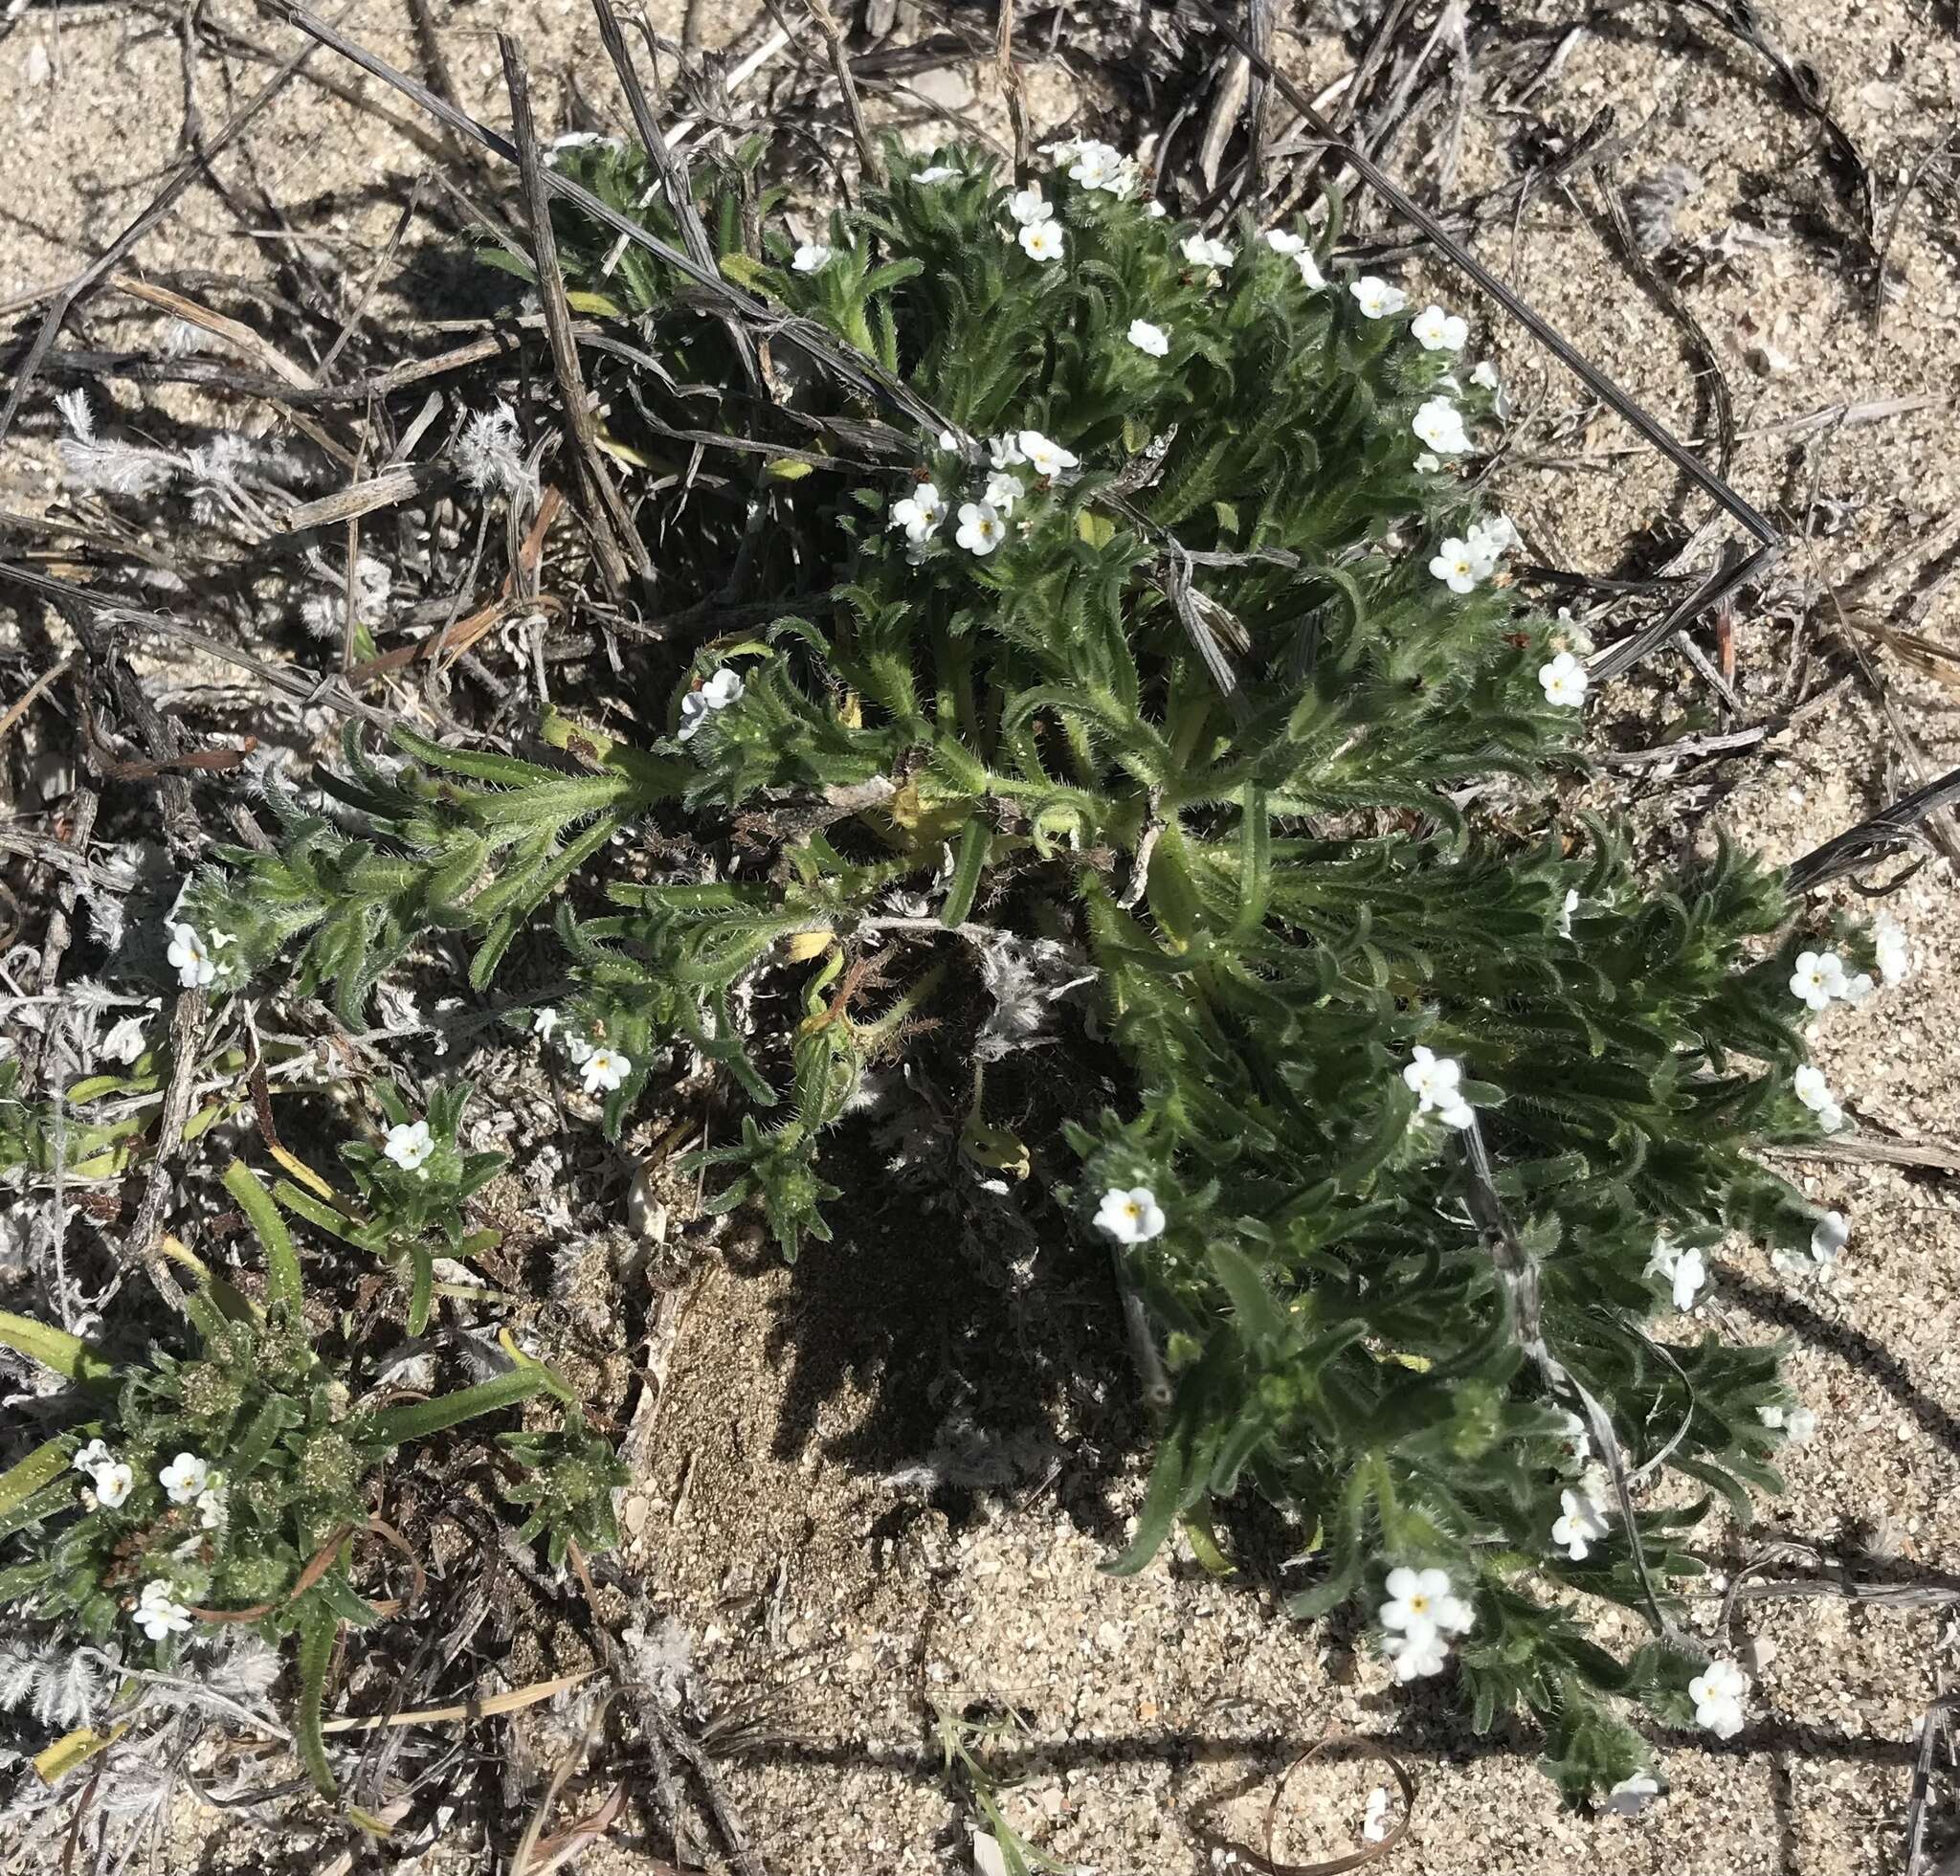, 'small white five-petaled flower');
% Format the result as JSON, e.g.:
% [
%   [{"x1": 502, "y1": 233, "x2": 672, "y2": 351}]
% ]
[
  {"x1": 581, "y1": 1047, "x2": 631, "y2": 1096},
  {"x1": 1537, "y1": 652, "x2": 1589, "y2": 708},
  {"x1": 166, "y1": 922, "x2": 218, "y2": 990},
  {"x1": 1687, "y1": 1659, "x2": 1748, "y2": 1739},
  {"x1": 913, "y1": 164, "x2": 958, "y2": 184},
  {"x1": 1018, "y1": 430, "x2": 1079, "y2": 480},
  {"x1": 1349, "y1": 276, "x2": 1409, "y2": 319},
  {"x1": 983, "y1": 471, "x2": 1024, "y2": 514},
  {"x1": 1792, "y1": 1064, "x2": 1845, "y2": 1133},
  {"x1": 1810, "y1": 1210, "x2": 1849, "y2": 1266},
  {"x1": 1402, "y1": 1045, "x2": 1474, "y2": 1128},
  {"x1": 74, "y1": 1439, "x2": 115, "y2": 1476},
  {"x1": 93, "y1": 1463, "x2": 135, "y2": 1508},
  {"x1": 1295, "y1": 250, "x2": 1327, "y2": 290},
  {"x1": 159, "y1": 1452, "x2": 210, "y2": 1505},
  {"x1": 384, "y1": 1119, "x2": 434, "y2": 1176},
  {"x1": 1263, "y1": 229, "x2": 1304, "y2": 255},
  {"x1": 1018, "y1": 219, "x2": 1065, "y2": 263},
  {"x1": 791, "y1": 242, "x2": 834, "y2": 274},
  {"x1": 1551, "y1": 1485, "x2": 1612, "y2": 1560},
  {"x1": 678, "y1": 667, "x2": 746, "y2": 742},
  {"x1": 1127, "y1": 317, "x2": 1169, "y2": 357},
  {"x1": 956, "y1": 502, "x2": 1006, "y2": 555},
  {"x1": 1429, "y1": 536, "x2": 1494, "y2": 594},
  {"x1": 1095, "y1": 1185, "x2": 1166, "y2": 1244},
  {"x1": 532, "y1": 1007, "x2": 560, "y2": 1041},
  {"x1": 1788, "y1": 949, "x2": 1848, "y2": 1012},
  {"x1": 890, "y1": 481, "x2": 947, "y2": 544},
  {"x1": 1006, "y1": 186, "x2": 1052, "y2": 227},
  {"x1": 1411, "y1": 395, "x2": 1471, "y2": 455},
  {"x1": 1377, "y1": 1565, "x2": 1474, "y2": 1682},
  {"x1": 135, "y1": 1579, "x2": 192, "y2": 1642},
  {"x1": 1411, "y1": 305, "x2": 1469, "y2": 351},
  {"x1": 1180, "y1": 234, "x2": 1235, "y2": 271}
]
